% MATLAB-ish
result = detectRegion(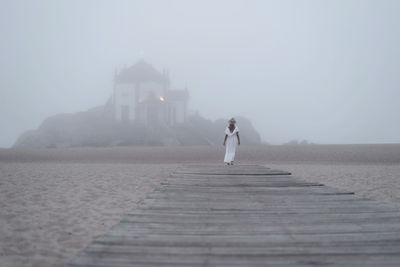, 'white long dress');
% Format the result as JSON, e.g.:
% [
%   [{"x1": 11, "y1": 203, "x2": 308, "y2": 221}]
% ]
[{"x1": 224, "y1": 126, "x2": 239, "y2": 163}]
